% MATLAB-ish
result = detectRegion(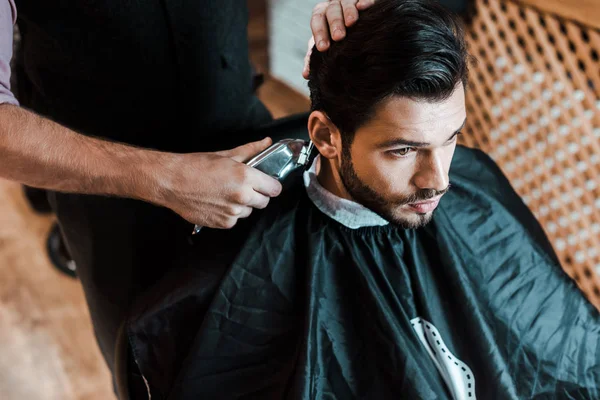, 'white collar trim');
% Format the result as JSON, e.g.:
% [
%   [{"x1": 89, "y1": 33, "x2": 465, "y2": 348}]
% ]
[{"x1": 303, "y1": 156, "x2": 389, "y2": 229}]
